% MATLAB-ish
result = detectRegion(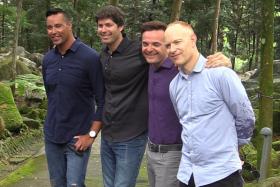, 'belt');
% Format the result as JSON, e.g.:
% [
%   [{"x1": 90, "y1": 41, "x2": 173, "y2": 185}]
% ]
[{"x1": 148, "y1": 141, "x2": 182, "y2": 153}]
